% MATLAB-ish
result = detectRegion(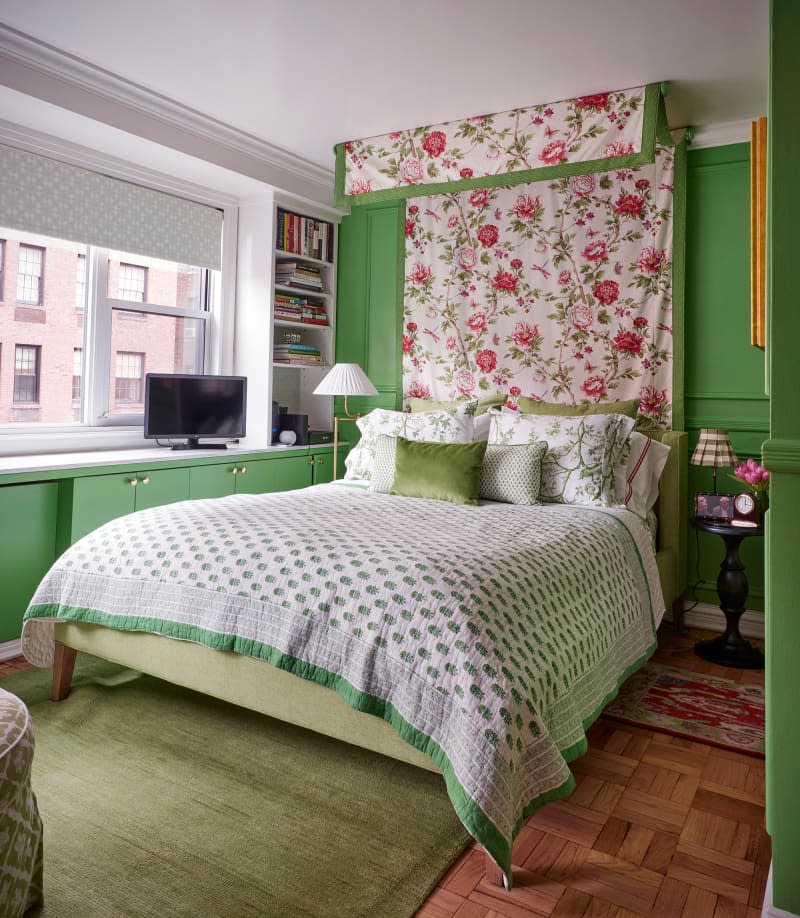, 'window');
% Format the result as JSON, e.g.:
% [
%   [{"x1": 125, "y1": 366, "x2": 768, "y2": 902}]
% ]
[
  {"x1": 17, "y1": 244, "x2": 44, "y2": 305},
  {"x1": 114, "y1": 351, "x2": 144, "y2": 404},
  {"x1": 13, "y1": 345, "x2": 40, "y2": 403},
  {"x1": 118, "y1": 263, "x2": 146, "y2": 302},
  {"x1": 72, "y1": 348, "x2": 82, "y2": 401},
  {"x1": 76, "y1": 254, "x2": 86, "y2": 311}
]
